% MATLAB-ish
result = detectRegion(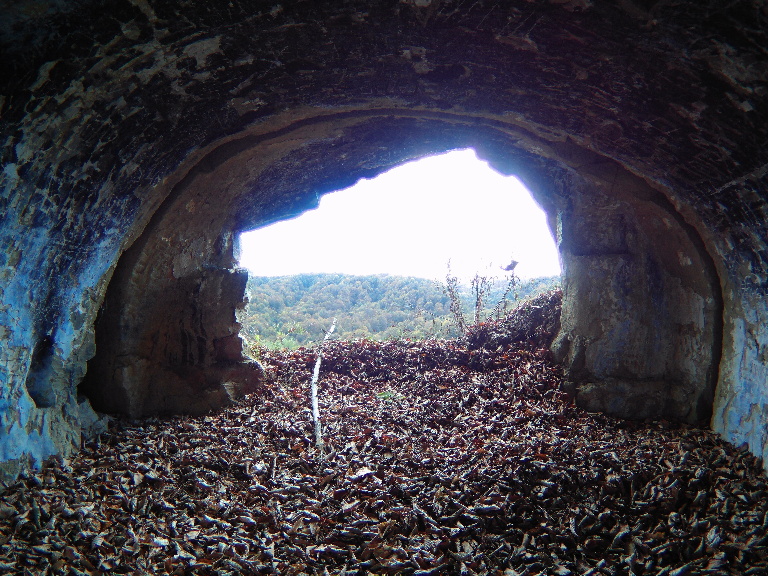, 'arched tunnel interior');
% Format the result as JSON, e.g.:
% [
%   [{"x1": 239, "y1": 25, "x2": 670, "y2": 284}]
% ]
[
  {"x1": 1, "y1": 0, "x2": 767, "y2": 513},
  {"x1": 78, "y1": 112, "x2": 724, "y2": 431}
]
